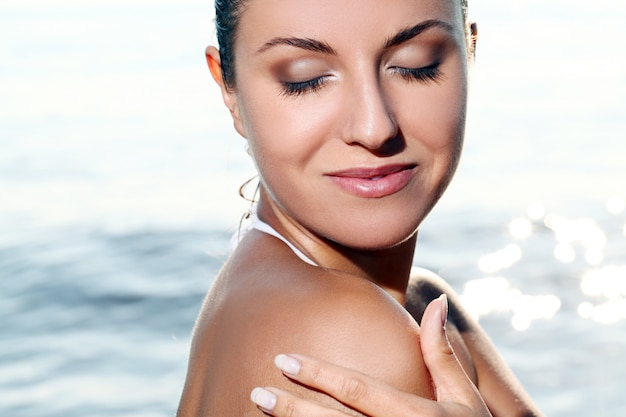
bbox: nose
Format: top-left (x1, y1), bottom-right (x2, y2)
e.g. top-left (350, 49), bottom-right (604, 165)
top-left (341, 72), bottom-right (399, 152)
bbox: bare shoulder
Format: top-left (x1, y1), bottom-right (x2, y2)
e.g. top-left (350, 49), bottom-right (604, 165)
top-left (407, 267), bottom-right (544, 417)
top-left (178, 232), bottom-right (433, 417)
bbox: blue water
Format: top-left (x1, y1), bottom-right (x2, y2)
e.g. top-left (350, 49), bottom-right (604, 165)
top-left (1, 1), bottom-right (626, 416)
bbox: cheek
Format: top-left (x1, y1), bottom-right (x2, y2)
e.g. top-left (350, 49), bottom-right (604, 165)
top-left (395, 74), bottom-right (466, 165)
top-left (240, 87), bottom-right (338, 169)
top-left (236, 83), bottom-right (342, 209)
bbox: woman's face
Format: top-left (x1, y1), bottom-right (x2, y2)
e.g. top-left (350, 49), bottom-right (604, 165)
top-left (225, 0), bottom-right (469, 250)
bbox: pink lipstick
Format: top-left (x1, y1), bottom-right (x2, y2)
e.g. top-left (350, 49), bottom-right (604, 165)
top-left (326, 164), bottom-right (416, 198)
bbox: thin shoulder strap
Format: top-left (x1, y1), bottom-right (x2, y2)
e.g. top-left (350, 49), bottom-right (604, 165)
top-left (251, 219), bottom-right (317, 266)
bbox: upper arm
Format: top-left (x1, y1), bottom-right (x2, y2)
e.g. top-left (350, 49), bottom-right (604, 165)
top-left (179, 268), bottom-right (434, 416)
top-left (245, 273), bottom-right (435, 414)
top-left (292, 277), bottom-right (435, 399)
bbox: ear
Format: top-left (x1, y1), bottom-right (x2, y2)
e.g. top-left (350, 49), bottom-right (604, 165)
top-left (468, 22), bottom-right (478, 60)
top-left (205, 45), bottom-right (247, 138)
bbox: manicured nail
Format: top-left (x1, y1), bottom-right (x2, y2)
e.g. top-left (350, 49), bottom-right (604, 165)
top-left (274, 354), bottom-right (301, 376)
top-left (250, 387), bottom-right (277, 411)
top-left (439, 294), bottom-right (448, 328)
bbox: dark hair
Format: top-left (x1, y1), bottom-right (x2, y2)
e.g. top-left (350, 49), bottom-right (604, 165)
top-left (215, 0), bottom-right (469, 89)
top-left (214, 0), bottom-right (247, 89)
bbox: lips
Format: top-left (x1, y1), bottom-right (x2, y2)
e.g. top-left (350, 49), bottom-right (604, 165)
top-left (326, 164), bottom-right (417, 198)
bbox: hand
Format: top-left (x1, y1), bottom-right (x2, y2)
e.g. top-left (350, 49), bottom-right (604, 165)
top-left (250, 295), bottom-right (492, 416)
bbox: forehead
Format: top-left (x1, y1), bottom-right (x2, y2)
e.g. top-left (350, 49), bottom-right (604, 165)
top-left (236, 0), bottom-right (465, 52)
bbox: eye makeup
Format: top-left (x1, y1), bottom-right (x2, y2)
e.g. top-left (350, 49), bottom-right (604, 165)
top-left (280, 76), bottom-right (327, 96)
top-left (391, 62), bottom-right (443, 84)
top-left (273, 58), bottom-right (334, 97)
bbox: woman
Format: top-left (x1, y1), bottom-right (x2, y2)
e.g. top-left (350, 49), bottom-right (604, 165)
top-left (177, 0), bottom-right (543, 416)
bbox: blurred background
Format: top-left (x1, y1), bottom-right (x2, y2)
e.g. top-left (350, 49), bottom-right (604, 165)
top-left (1, 0), bottom-right (625, 415)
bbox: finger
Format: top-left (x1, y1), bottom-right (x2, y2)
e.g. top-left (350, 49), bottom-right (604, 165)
top-left (272, 353), bottom-right (436, 417)
top-left (420, 294), bottom-right (488, 411)
top-left (250, 386), bottom-right (349, 417)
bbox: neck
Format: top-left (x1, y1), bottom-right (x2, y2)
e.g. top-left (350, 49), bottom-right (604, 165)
top-left (331, 235), bottom-right (417, 304)
top-left (256, 190), bottom-right (417, 305)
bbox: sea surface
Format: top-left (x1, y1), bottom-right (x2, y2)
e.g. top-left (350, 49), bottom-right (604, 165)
top-left (1, 0), bottom-right (625, 416)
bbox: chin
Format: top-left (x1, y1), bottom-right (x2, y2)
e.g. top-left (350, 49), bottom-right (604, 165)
top-left (325, 217), bottom-right (421, 251)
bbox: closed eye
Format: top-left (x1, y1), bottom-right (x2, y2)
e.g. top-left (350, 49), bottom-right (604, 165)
top-left (391, 62), bottom-right (442, 83)
top-left (280, 76), bottom-right (326, 96)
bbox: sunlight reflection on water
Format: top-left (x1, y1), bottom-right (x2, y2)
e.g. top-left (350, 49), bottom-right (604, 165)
top-left (477, 244), bottom-right (522, 274)
top-left (1, 1), bottom-right (625, 415)
top-left (607, 196), bottom-right (625, 215)
top-left (579, 265), bottom-right (626, 324)
top-left (460, 198), bottom-right (626, 331)
top-left (460, 276), bottom-right (562, 331)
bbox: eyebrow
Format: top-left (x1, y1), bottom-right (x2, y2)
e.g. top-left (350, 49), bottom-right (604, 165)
top-left (257, 37), bottom-right (337, 55)
top-left (256, 19), bottom-right (455, 55)
top-left (384, 19), bottom-right (455, 49)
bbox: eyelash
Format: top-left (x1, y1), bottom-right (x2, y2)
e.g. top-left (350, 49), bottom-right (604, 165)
top-left (280, 62), bottom-right (442, 97)
top-left (392, 62), bottom-right (442, 83)
top-left (281, 77), bottom-right (326, 96)
top-left (282, 77), bottom-right (324, 96)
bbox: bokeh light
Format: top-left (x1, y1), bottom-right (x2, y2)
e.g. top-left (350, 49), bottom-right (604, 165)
top-left (578, 265), bottom-right (626, 324)
top-left (460, 277), bottom-right (561, 331)
top-left (554, 243), bottom-right (576, 264)
top-left (607, 196), bottom-right (625, 215)
top-left (545, 215), bottom-right (607, 266)
top-left (581, 265), bottom-right (626, 299)
top-left (478, 244), bottom-right (522, 274)
top-left (509, 217), bottom-right (533, 240)
top-left (526, 202), bottom-right (546, 221)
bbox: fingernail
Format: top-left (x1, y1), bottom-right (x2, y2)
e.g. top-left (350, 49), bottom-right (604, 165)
top-left (439, 294), bottom-right (448, 328)
top-left (274, 354), bottom-right (301, 376)
top-left (250, 387), bottom-right (277, 411)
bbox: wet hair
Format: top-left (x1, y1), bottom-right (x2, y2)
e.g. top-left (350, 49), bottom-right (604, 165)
top-left (215, 0), bottom-right (469, 89)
